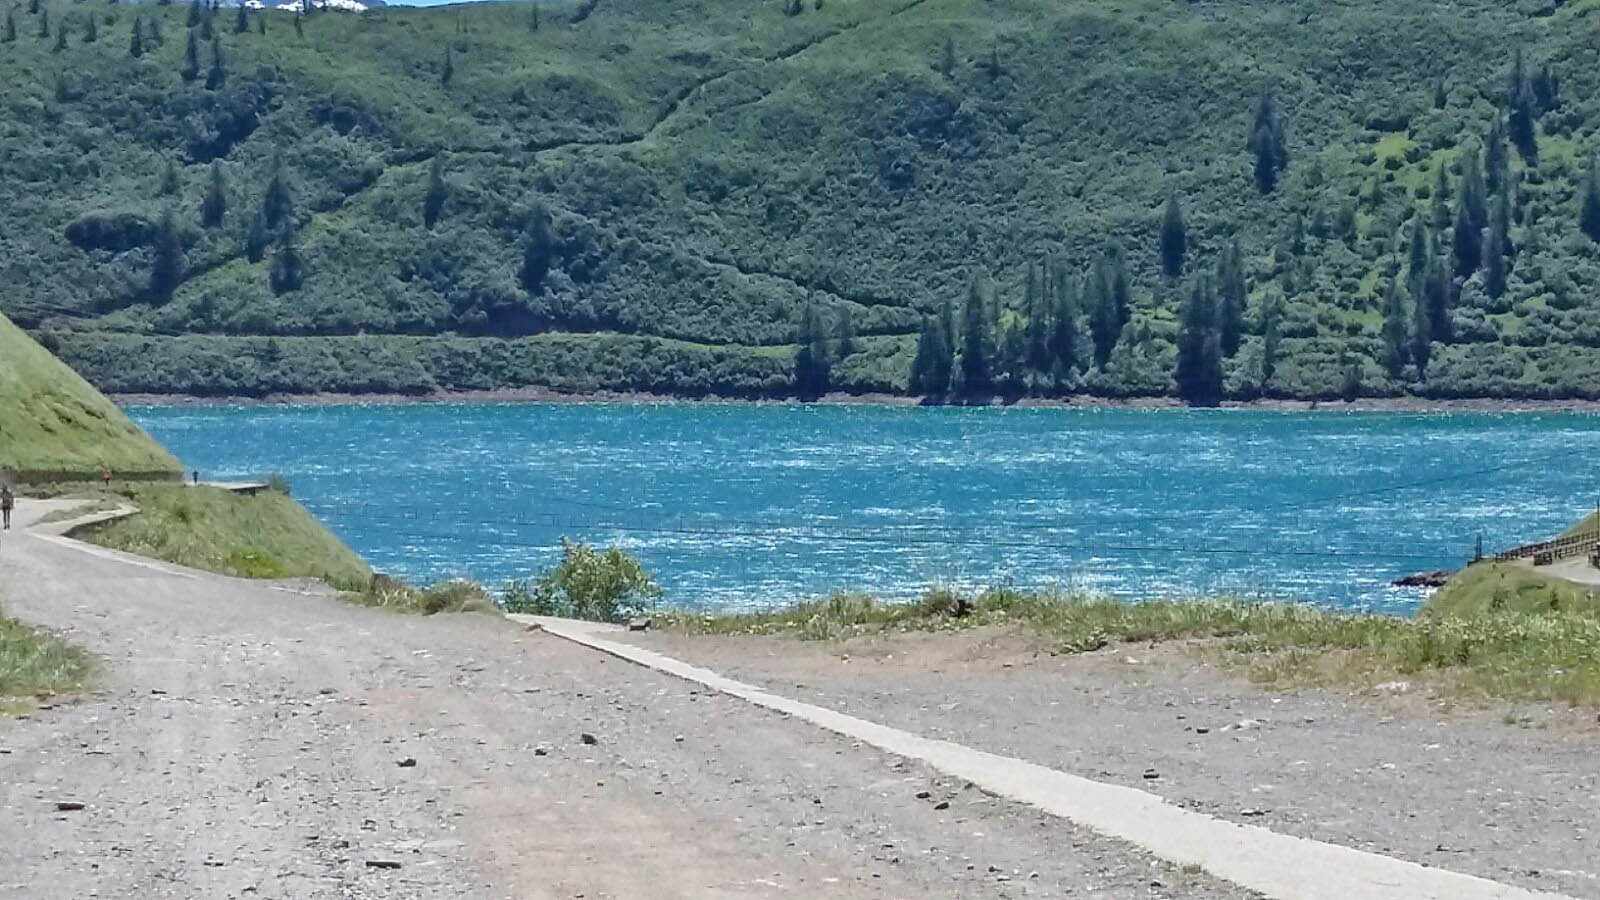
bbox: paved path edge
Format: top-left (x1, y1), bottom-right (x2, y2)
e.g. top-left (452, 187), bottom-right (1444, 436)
top-left (517, 614), bottom-right (1573, 900)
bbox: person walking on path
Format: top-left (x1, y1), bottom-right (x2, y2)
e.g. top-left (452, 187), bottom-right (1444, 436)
top-left (1, 485), bottom-right (14, 531)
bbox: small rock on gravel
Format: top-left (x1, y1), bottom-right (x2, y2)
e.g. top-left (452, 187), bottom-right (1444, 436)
top-left (365, 859), bottom-right (403, 870)
top-left (579, 733), bottom-right (598, 745)
top-left (397, 757), bottom-right (417, 768)
top-left (53, 801), bottom-right (85, 812)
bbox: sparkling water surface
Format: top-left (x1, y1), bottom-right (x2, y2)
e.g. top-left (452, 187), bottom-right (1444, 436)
top-left (127, 403), bottom-right (1600, 615)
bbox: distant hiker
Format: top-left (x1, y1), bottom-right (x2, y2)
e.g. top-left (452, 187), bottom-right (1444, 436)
top-left (192, 470), bottom-right (200, 485)
top-left (1, 485), bottom-right (13, 531)
top-left (101, 467), bottom-right (111, 486)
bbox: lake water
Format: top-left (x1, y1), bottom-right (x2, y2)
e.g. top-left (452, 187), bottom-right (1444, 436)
top-left (126, 403), bottom-right (1600, 615)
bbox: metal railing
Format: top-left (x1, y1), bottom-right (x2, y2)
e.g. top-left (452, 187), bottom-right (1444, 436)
top-left (1494, 529), bottom-right (1600, 563)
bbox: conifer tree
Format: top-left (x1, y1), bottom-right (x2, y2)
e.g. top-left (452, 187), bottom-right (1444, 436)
top-left (835, 306), bottom-right (857, 361)
top-left (159, 159), bottom-right (180, 196)
top-left (149, 206), bottom-right (183, 301)
top-left (83, 12), bottom-right (96, 41)
top-left (1431, 166), bottom-right (1451, 231)
top-left (1049, 269), bottom-right (1079, 379)
top-left (1507, 47), bottom-right (1526, 108)
top-left (257, 15), bottom-right (265, 34)
top-left (269, 232), bottom-right (304, 294)
top-left (2, 10), bottom-right (14, 42)
top-left (520, 203), bottom-right (555, 293)
top-left (148, 15), bottom-right (162, 45)
top-left (1581, 159), bottom-right (1600, 244)
top-left (1174, 275), bottom-right (1222, 406)
top-left (1509, 81), bottom-right (1539, 164)
top-left (1532, 63), bottom-right (1560, 114)
top-left (1024, 261), bottom-right (1050, 377)
top-left (1105, 249), bottom-right (1131, 331)
top-left (1426, 255), bottom-right (1452, 343)
top-left (423, 156), bottom-right (446, 228)
top-left (205, 36), bottom-right (225, 88)
top-left (245, 208), bottom-right (269, 263)
top-left (1260, 295), bottom-right (1281, 388)
top-left (1454, 148), bottom-right (1487, 276)
top-left (293, 12), bottom-right (302, 37)
top-left (262, 155), bottom-right (292, 229)
top-left (36, 7), bottom-right (47, 39)
top-left (959, 274), bottom-right (992, 395)
top-left (792, 303), bottom-right (830, 400)
top-left (1411, 279), bottom-right (1433, 381)
top-left (234, 2), bottom-right (248, 33)
top-left (1216, 242), bottom-right (1246, 358)
top-left (1432, 78), bottom-right (1447, 110)
top-left (1380, 278), bottom-right (1409, 379)
top-left (1483, 118), bottom-right (1508, 197)
top-left (27, 0), bottom-right (37, 15)
top-left (128, 16), bottom-right (142, 56)
top-left (1159, 193), bottom-right (1187, 279)
top-left (984, 46), bottom-right (1000, 80)
top-left (528, 2), bottom-right (539, 31)
top-left (1249, 92), bottom-right (1289, 194)
top-left (1484, 210), bottom-right (1507, 299)
top-left (199, 5), bottom-right (212, 39)
top-left (201, 160), bottom-right (226, 228)
top-left (440, 47), bottom-right (453, 86)
top-left (1336, 200), bottom-right (1358, 246)
top-left (939, 296), bottom-right (955, 366)
top-left (1087, 265), bottom-right (1119, 370)
top-left (52, 19), bottom-right (66, 51)
top-left (1406, 217), bottom-right (1429, 295)
top-left (187, 0), bottom-right (202, 28)
top-left (181, 29), bottom-right (199, 80)
top-left (909, 315), bottom-right (952, 396)
top-left (937, 35), bottom-right (955, 78)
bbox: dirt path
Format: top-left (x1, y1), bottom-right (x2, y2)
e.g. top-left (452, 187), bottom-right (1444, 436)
top-left (0, 502), bottom-right (1256, 899)
top-left (621, 627), bottom-right (1600, 900)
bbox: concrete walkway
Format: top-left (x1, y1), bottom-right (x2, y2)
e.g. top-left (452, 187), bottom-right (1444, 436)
top-left (520, 615), bottom-right (1575, 900)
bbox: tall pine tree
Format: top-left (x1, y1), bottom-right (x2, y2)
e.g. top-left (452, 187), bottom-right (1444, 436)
top-left (181, 29), bottom-right (199, 81)
top-left (201, 160), bottom-right (226, 227)
top-left (1411, 279), bottom-right (1433, 381)
top-left (205, 36), bottom-right (225, 89)
top-left (1426, 255), bottom-right (1452, 343)
top-left (1215, 241), bottom-right (1246, 358)
top-left (149, 206), bottom-right (182, 301)
top-left (128, 16), bottom-right (143, 57)
top-left (1174, 275), bottom-right (1222, 406)
top-left (1582, 158), bottom-right (1600, 244)
top-left (1380, 278), bottom-right (1410, 379)
top-left (1049, 266), bottom-right (1079, 380)
top-left (234, 2), bottom-right (248, 33)
top-left (519, 202), bottom-right (554, 293)
top-left (245, 208), bottom-right (269, 263)
top-left (262, 155), bottom-right (292, 229)
top-left (909, 316), bottom-right (952, 396)
top-left (423, 156), bottom-right (446, 228)
top-left (792, 303), bottom-right (831, 400)
top-left (959, 274), bottom-right (992, 395)
top-left (1159, 193), bottom-right (1187, 279)
top-left (1249, 93), bottom-right (1289, 194)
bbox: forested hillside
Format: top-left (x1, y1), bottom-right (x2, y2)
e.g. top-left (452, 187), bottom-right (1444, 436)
top-left (5, 0), bottom-right (1600, 401)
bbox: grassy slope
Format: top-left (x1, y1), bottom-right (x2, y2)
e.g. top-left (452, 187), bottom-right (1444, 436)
top-left (664, 584), bottom-right (1600, 705)
top-left (84, 485), bottom-right (372, 587)
top-left (0, 608), bottom-right (92, 711)
top-left (6, 1), bottom-right (1600, 398)
top-left (1421, 560), bottom-right (1600, 618)
top-left (0, 312), bottom-right (180, 477)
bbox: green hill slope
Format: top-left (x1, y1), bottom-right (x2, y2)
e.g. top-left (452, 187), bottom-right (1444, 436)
top-left (6, 0), bottom-right (1600, 400)
top-left (0, 312), bottom-right (180, 479)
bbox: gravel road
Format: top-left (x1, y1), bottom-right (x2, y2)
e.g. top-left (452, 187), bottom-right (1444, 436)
top-left (624, 626), bottom-right (1600, 900)
top-left (0, 503), bottom-right (1257, 899)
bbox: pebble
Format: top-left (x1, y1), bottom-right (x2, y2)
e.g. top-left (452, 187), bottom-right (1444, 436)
top-left (397, 757), bottom-right (417, 768)
top-left (580, 733), bottom-right (598, 745)
top-left (364, 859), bottom-right (402, 870)
top-left (1143, 769), bottom-right (1160, 780)
top-left (54, 801), bottom-right (85, 812)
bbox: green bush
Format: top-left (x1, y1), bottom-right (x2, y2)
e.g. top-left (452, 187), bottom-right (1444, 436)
top-left (503, 537), bottom-right (662, 623)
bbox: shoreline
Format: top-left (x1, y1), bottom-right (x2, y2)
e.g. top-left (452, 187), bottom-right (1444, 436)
top-left (110, 387), bottom-right (1600, 413)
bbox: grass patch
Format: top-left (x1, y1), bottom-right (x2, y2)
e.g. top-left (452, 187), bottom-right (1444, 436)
top-left (345, 578), bottom-right (501, 616)
top-left (660, 586), bottom-right (1600, 706)
top-left (0, 607), bottom-right (92, 712)
top-left (0, 312), bottom-right (180, 479)
top-left (81, 484), bottom-right (371, 588)
top-left (1420, 561), bottom-right (1600, 619)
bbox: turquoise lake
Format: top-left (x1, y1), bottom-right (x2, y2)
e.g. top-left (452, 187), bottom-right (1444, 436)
top-left (126, 404), bottom-right (1600, 615)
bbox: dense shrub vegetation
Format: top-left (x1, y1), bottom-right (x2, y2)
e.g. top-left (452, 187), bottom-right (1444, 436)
top-left (8, 0), bottom-right (1600, 401)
